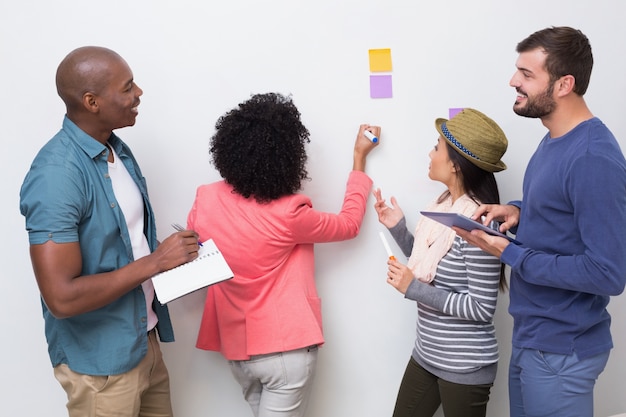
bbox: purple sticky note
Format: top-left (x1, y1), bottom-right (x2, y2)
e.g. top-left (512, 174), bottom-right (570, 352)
top-left (370, 75), bottom-right (393, 99)
top-left (449, 107), bottom-right (464, 119)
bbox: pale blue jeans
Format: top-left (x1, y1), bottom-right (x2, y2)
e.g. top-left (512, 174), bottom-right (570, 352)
top-left (509, 346), bottom-right (609, 417)
top-left (229, 345), bottom-right (318, 417)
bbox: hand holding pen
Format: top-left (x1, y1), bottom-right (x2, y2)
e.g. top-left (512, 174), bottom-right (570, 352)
top-left (151, 224), bottom-right (201, 272)
top-left (353, 124), bottom-right (380, 172)
top-left (172, 223), bottom-right (203, 247)
top-left (379, 231), bottom-right (413, 294)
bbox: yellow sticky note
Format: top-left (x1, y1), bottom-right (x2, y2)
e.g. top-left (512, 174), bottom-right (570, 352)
top-left (369, 48), bottom-right (392, 72)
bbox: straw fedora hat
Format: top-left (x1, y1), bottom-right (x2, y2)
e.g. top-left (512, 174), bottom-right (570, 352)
top-left (435, 108), bottom-right (508, 172)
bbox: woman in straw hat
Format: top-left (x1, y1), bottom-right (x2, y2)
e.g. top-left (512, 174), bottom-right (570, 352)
top-left (374, 108), bottom-right (508, 417)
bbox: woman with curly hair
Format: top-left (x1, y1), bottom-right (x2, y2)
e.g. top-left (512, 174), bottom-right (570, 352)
top-left (186, 92), bottom-right (379, 417)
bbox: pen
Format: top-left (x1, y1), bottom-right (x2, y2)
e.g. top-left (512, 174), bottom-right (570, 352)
top-left (171, 223), bottom-right (203, 247)
top-left (364, 130), bottom-right (378, 143)
top-left (379, 231), bottom-right (396, 261)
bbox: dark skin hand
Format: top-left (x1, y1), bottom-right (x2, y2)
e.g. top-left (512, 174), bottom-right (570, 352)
top-left (353, 124), bottom-right (381, 171)
top-left (31, 231), bottom-right (200, 319)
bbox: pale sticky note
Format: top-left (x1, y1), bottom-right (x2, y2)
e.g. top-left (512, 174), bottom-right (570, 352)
top-left (368, 48), bottom-right (392, 72)
top-left (370, 75), bottom-right (393, 98)
top-left (449, 107), bottom-right (464, 119)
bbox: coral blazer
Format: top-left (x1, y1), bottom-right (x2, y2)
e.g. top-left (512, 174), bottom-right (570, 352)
top-left (188, 171), bottom-right (372, 360)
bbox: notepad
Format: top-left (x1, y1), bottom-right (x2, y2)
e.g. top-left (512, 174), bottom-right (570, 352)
top-left (151, 239), bottom-right (233, 304)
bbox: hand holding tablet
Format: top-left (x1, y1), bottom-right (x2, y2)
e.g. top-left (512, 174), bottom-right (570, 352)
top-left (420, 211), bottom-right (521, 245)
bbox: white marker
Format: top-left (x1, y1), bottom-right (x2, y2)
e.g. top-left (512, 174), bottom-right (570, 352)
top-left (379, 231), bottom-right (396, 260)
top-left (364, 130), bottom-right (378, 143)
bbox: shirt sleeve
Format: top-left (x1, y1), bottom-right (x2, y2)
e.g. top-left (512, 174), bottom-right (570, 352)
top-left (20, 162), bottom-right (83, 244)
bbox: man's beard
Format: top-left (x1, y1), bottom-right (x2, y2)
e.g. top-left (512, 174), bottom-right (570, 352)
top-left (513, 82), bottom-right (556, 118)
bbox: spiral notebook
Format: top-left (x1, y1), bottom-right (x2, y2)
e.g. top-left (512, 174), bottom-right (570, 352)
top-left (151, 238), bottom-right (233, 304)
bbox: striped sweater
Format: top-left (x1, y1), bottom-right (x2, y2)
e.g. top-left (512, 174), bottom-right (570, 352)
top-left (389, 216), bottom-right (502, 385)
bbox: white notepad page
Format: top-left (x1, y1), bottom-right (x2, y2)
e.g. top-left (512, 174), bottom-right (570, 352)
top-left (151, 238), bottom-right (233, 304)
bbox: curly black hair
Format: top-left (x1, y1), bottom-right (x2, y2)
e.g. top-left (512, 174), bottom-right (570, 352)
top-left (210, 93), bottom-right (311, 203)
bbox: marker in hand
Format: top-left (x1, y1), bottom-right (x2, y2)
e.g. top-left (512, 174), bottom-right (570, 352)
top-left (364, 130), bottom-right (378, 143)
top-left (379, 231), bottom-right (396, 260)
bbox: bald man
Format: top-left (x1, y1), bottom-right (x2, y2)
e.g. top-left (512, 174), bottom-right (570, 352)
top-left (20, 46), bottom-right (199, 417)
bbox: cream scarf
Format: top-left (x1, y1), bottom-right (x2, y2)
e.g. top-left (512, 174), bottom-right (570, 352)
top-left (407, 193), bottom-right (479, 283)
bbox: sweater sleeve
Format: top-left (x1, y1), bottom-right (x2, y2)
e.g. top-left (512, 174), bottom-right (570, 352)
top-left (502, 153), bottom-right (626, 296)
top-left (387, 216), bottom-right (414, 258)
top-left (405, 238), bottom-right (501, 323)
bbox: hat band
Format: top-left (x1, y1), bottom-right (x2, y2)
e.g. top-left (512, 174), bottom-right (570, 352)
top-left (441, 122), bottom-right (480, 161)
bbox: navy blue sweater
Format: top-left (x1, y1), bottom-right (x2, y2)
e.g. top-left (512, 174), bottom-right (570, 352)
top-left (502, 118), bottom-right (626, 359)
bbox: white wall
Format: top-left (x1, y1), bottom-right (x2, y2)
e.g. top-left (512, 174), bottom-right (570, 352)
top-left (2, 1), bottom-right (626, 416)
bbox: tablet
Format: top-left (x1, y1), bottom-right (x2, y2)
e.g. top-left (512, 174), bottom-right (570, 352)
top-left (420, 211), bottom-right (521, 245)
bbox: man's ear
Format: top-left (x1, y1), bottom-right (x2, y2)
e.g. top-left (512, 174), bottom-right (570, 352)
top-left (556, 74), bottom-right (575, 97)
top-left (82, 92), bottom-right (99, 113)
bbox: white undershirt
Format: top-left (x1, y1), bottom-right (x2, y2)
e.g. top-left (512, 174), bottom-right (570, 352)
top-left (107, 145), bottom-right (158, 331)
